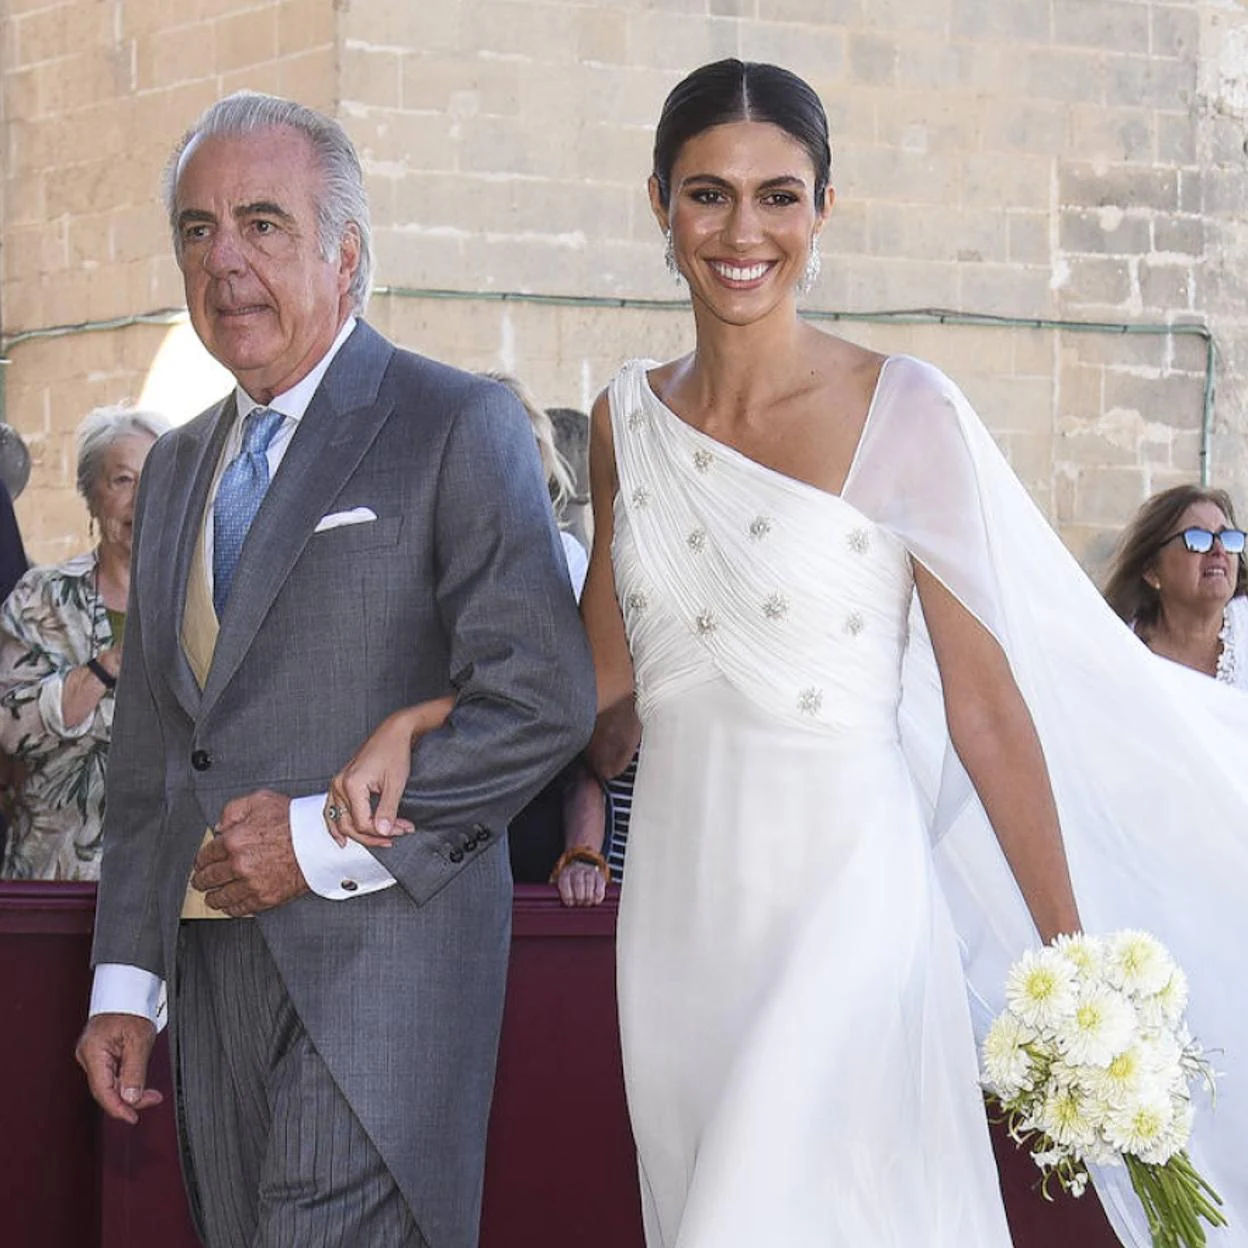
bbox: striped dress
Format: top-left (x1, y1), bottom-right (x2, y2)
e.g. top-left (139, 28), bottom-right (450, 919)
top-left (604, 752), bottom-right (636, 883)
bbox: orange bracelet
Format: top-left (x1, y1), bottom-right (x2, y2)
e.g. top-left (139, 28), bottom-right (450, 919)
top-left (549, 847), bottom-right (611, 887)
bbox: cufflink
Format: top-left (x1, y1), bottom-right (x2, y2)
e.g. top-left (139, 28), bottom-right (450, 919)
top-left (340, 879), bottom-right (358, 892)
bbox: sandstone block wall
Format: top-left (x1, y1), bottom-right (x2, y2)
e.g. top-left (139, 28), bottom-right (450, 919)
top-left (3, 0), bottom-right (1247, 581)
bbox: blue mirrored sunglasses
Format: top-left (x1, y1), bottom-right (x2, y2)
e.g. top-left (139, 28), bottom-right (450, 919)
top-left (1161, 526), bottom-right (1247, 555)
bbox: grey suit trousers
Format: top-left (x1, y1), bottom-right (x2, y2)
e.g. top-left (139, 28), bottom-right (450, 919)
top-left (175, 920), bottom-right (428, 1248)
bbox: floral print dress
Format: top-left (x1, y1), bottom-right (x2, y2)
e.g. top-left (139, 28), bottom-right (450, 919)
top-left (0, 552), bottom-right (115, 880)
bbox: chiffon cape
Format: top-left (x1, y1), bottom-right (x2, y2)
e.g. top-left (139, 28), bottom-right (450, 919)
top-left (848, 356), bottom-right (1248, 1245)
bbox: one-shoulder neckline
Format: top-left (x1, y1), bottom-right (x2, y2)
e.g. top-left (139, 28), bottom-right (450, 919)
top-left (637, 355), bottom-right (896, 504)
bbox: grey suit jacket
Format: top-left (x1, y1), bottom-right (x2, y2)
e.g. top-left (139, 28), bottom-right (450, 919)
top-left (92, 321), bottom-right (597, 1247)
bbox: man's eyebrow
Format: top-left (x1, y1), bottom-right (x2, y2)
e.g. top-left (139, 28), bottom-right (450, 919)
top-left (176, 208), bottom-right (216, 229)
top-left (236, 200), bottom-right (295, 222)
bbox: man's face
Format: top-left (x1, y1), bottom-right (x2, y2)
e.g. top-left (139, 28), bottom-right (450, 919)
top-left (173, 126), bottom-right (360, 403)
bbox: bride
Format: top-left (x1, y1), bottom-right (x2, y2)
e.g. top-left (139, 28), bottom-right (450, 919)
top-left (328, 59), bottom-right (1246, 1248)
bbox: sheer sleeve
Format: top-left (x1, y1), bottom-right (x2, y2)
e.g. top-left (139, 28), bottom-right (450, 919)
top-left (845, 356), bottom-right (1248, 1247)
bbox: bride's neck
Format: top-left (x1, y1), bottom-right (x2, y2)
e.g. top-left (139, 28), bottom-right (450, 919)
top-left (683, 305), bottom-right (810, 419)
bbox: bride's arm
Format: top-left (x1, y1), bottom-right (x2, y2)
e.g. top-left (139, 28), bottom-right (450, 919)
top-left (581, 391), bottom-right (642, 779)
top-left (326, 696), bottom-right (455, 848)
top-left (914, 563), bottom-right (1081, 944)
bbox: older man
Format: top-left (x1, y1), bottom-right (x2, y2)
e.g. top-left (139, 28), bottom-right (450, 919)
top-left (75, 93), bottom-right (596, 1248)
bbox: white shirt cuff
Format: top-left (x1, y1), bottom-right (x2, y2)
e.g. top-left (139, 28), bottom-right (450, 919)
top-left (289, 793), bottom-right (397, 899)
top-left (90, 964), bottom-right (166, 1031)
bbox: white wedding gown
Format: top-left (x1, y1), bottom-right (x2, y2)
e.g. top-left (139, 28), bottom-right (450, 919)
top-left (609, 356), bottom-right (1248, 1247)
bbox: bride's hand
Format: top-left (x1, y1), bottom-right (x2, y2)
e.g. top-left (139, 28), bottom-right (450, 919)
top-left (325, 696), bottom-right (454, 849)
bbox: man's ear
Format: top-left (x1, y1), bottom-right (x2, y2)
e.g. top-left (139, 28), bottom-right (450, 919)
top-left (338, 223), bottom-right (362, 295)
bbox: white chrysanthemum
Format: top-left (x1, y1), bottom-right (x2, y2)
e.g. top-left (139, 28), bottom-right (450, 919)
top-left (1084, 1043), bottom-right (1156, 1108)
top-left (1154, 968), bottom-right (1189, 1025)
top-left (1006, 947), bottom-right (1078, 1031)
top-left (1137, 1029), bottom-right (1185, 1085)
top-left (983, 1012), bottom-right (1037, 1097)
top-left (1051, 932), bottom-right (1105, 982)
top-left (1056, 983), bottom-right (1137, 1068)
top-left (1169, 1096), bottom-right (1195, 1150)
top-left (1048, 1061), bottom-right (1118, 1137)
top-left (1105, 930), bottom-right (1175, 999)
top-left (1104, 1091), bottom-right (1183, 1165)
top-left (1038, 1082), bottom-right (1099, 1150)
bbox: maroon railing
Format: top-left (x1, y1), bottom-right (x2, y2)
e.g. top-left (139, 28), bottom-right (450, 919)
top-left (0, 882), bottom-right (1118, 1247)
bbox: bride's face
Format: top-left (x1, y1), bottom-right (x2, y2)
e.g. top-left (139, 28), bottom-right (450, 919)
top-left (650, 120), bottom-right (833, 327)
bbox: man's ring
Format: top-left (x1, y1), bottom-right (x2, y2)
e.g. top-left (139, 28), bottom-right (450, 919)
top-left (326, 803), bottom-right (345, 823)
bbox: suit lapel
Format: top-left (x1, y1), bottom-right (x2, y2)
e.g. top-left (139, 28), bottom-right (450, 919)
top-left (198, 323), bottom-right (396, 723)
top-left (163, 396), bottom-right (236, 722)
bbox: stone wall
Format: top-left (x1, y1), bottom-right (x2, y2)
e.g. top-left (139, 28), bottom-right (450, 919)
top-left (3, 0), bottom-right (1247, 578)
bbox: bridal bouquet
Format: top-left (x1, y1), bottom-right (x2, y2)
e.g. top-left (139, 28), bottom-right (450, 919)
top-left (981, 931), bottom-right (1225, 1247)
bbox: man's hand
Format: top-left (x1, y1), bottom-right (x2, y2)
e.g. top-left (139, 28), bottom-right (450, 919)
top-left (76, 1013), bottom-right (161, 1125)
top-left (191, 790), bottom-right (310, 917)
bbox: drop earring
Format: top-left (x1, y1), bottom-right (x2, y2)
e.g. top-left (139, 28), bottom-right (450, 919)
top-left (796, 240), bottom-right (822, 295)
top-left (664, 229), bottom-right (682, 283)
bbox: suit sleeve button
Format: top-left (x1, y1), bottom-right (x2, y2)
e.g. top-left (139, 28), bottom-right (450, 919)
top-left (448, 849), bottom-right (465, 864)
top-left (191, 749), bottom-right (212, 771)
top-left (473, 824), bottom-right (490, 841)
top-left (340, 879), bottom-right (358, 893)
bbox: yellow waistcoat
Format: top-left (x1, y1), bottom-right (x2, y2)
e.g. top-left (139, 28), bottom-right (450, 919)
top-left (179, 516), bottom-right (231, 919)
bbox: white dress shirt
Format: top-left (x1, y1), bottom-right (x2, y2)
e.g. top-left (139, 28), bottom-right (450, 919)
top-left (90, 317), bottom-right (397, 1025)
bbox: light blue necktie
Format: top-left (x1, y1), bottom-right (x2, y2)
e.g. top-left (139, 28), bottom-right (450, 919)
top-left (212, 406), bottom-right (286, 617)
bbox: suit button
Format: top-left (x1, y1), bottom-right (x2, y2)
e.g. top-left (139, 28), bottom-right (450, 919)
top-left (448, 849), bottom-right (465, 864)
top-left (191, 749), bottom-right (212, 771)
top-left (474, 824), bottom-right (491, 842)
top-left (340, 879), bottom-right (358, 893)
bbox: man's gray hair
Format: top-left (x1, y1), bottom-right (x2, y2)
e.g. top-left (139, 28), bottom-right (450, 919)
top-left (76, 404), bottom-right (170, 502)
top-left (163, 92), bottom-right (374, 313)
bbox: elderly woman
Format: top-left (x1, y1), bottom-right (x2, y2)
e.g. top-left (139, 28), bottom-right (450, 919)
top-left (1104, 483), bottom-right (1248, 686)
top-left (0, 404), bottom-right (168, 879)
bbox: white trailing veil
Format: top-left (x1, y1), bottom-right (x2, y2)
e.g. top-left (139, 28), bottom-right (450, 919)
top-left (844, 356), bottom-right (1248, 1246)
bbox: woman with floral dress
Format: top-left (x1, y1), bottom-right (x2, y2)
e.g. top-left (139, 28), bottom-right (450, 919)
top-left (0, 405), bottom-right (166, 879)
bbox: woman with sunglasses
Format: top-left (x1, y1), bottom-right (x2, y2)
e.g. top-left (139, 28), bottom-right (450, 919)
top-left (1105, 485), bottom-right (1248, 685)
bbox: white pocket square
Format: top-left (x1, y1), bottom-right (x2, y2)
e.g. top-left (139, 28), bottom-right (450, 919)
top-left (314, 507), bottom-right (378, 533)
